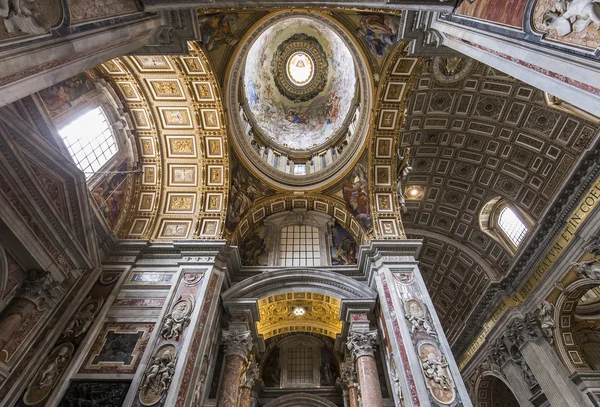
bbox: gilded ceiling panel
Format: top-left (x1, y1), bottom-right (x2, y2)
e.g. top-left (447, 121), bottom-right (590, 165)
top-left (99, 42), bottom-right (229, 240)
top-left (257, 292), bottom-right (343, 339)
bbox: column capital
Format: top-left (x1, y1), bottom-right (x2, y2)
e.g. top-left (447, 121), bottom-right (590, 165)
top-left (222, 330), bottom-right (253, 360)
top-left (347, 330), bottom-right (378, 358)
top-left (505, 313), bottom-right (543, 349)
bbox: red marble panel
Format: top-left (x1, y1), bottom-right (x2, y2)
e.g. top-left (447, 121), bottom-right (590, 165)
top-left (455, 0), bottom-right (528, 29)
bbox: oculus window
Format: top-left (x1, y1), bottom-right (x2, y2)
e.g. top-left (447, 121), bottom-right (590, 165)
top-left (497, 207), bottom-right (527, 246)
top-left (59, 107), bottom-right (118, 179)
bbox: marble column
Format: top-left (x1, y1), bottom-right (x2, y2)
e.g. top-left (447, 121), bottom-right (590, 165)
top-left (217, 330), bottom-right (253, 407)
top-left (347, 330), bottom-right (383, 407)
top-left (239, 361), bottom-right (259, 407)
top-left (339, 361), bottom-right (360, 407)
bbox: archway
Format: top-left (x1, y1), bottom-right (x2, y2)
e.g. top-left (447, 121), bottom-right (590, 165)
top-left (555, 277), bottom-right (600, 373)
top-left (263, 393), bottom-right (339, 407)
top-left (476, 374), bottom-right (520, 407)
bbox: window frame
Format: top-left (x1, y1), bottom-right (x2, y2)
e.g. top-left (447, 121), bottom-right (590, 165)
top-left (41, 80), bottom-right (138, 188)
top-left (263, 210), bottom-right (333, 266)
top-left (58, 105), bottom-right (119, 180)
top-left (480, 197), bottom-right (532, 256)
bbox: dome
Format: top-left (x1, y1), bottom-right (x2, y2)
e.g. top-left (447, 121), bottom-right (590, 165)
top-left (243, 17), bottom-right (357, 151)
top-left (227, 12), bottom-right (372, 190)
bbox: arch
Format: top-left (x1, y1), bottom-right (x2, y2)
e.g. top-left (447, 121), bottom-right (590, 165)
top-left (98, 43), bottom-right (229, 241)
top-left (222, 269), bottom-right (377, 302)
top-left (263, 393), bottom-right (338, 407)
top-left (230, 194), bottom-right (367, 247)
top-left (475, 373), bottom-right (521, 407)
top-left (555, 277), bottom-right (600, 373)
top-left (479, 197), bottom-right (533, 257)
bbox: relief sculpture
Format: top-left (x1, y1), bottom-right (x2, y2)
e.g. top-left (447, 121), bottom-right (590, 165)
top-left (23, 343), bottom-right (75, 405)
top-left (405, 299), bottom-right (437, 338)
top-left (139, 345), bottom-right (177, 406)
top-left (160, 296), bottom-right (193, 341)
top-left (534, 0), bottom-right (600, 49)
top-left (419, 342), bottom-right (456, 405)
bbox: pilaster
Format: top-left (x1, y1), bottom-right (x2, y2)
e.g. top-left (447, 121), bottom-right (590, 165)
top-left (362, 239), bottom-right (473, 407)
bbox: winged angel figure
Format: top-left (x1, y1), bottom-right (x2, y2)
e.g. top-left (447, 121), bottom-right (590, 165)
top-left (543, 0), bottom-right (600, 36)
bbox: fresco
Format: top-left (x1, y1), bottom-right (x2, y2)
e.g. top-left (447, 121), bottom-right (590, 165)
top-left (198, 13), bottom-right (240, 51)
top-left (357, 14), bottom-right (402, 59)
top-left (532, 0), bottom-right (600, 50)
top-left (455, 0), bottom-right (528, 29)
top-left (91, 164), bottom-right (127, 229)
top-left (240, 222), bottom-right (268, 266)
top-left (330, 224), bottom-right (358, 266)
top-left (38, 73), bottom-right (95, 118)
top-left (226, 159), bottom-right (273, 232)
top-left (342, 162), bottom-right (372, 230)
top-left (244, 17), bottom-right (356, 150)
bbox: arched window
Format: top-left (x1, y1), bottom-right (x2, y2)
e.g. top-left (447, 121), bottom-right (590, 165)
top-left (480, 198), bottom-right (532, 256)
top-left (497, 207), bottom-right (528, 246)
top-left (58, 106), bottom-right (118, 179)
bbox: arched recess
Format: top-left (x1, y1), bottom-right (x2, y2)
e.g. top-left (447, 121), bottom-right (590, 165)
top-left (475, 373), bottom-right (521, 407)
top-left (555, 277), bottom-right (600, 373)
top-left (222, 269), bottom-right (377, 345)
top-left (263, 393), bottom-right (338, 407)
top-left (479, 197), bottom-right (533, 257)
top-left (223, 269), bottom-right (376, 301)
top-left (230, 194), bottom-right (367, 246)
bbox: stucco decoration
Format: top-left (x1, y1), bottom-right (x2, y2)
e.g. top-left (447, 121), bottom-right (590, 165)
top-left (0, 0), bottom-right (60, 39)
top-left (243, 16), bottom-right (356, 151)
top-left (256, 292), bottom-right (343, 339)
top-left (533, 0), bottom-right (600, 50)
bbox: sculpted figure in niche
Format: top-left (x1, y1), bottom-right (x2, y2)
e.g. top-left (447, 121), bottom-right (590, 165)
top-left (543, 0), bottom-right (600, 37)
top-left (537, 300), bottom-right (556, 344)
top-left (573, 258), bottom-right (600, 279)
top-left (396, 146), bottom-right (413, 214)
